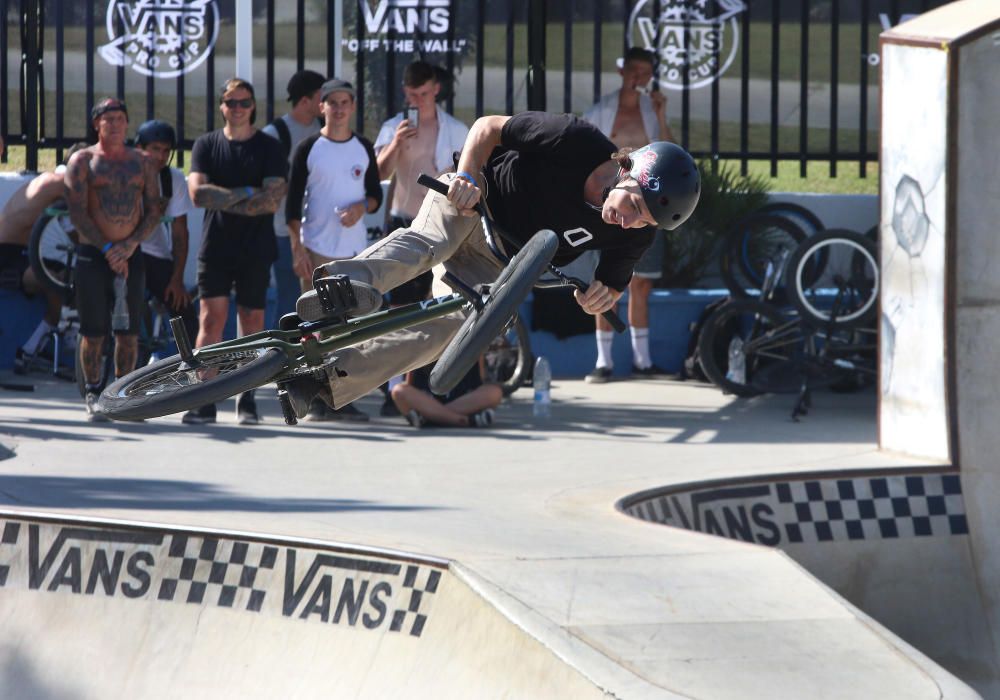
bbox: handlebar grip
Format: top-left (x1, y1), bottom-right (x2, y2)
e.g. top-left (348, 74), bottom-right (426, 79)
top-left (602, 308), bottom-right (627, 334)
top-left (417, 173), bottom-right (449, 196)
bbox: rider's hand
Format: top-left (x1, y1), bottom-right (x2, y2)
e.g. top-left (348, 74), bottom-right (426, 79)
top-left (574, 280), bottom-right (621, 315)
top-left (447, 175), bottom-right (481, 217)
top-left (163, 276), bottom-right (191, 311)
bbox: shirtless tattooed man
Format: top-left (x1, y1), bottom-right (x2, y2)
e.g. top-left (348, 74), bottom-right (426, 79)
top-left (65, 98), bottom-right (165, 421)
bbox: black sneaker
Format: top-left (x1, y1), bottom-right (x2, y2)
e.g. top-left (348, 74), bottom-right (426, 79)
top-left (182, 404), bottom-right (217, 425)
top-left (13, 348), bottom-right (29, 375)
top-left (236, 391), bottom-right (260, 425)
top-left (585, 367), bottom-right (613, 384)
top-left (282, 374), bottom-right (333, 419)
top-left (631, 364), bottom-right (675, 379)
top-left (469, 408), bottom-right (495, 428)
top-left (324, 403), bottom-right (369, 422)
top-left (296, 277), bottom-right (382, 322)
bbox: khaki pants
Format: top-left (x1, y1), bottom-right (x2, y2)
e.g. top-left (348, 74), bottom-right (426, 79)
top-left (321, 175), bottom-right (504, 407)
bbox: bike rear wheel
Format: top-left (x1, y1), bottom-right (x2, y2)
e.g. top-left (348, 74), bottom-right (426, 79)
top-left (697, 299), bottom-right (807, 397)
top-left (98, 347), bottom-right (288, 421)
top-left (28, 210), bottom-right (75, 296)
top-left (483, 314), bottom-right (533, 396)
top-left (430, 229), bottom-right (557, 395)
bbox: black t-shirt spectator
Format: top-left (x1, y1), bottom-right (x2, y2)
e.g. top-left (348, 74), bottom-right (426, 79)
top-left (191, 129), bottom-right (287, 263)
top-left (483, 111), bottom-right (655, 291)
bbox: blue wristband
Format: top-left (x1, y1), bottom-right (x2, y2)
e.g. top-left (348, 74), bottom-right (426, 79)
top-left (245, 186), bottom-right (254, 197)
top-left (456, 171), bottom-right (478, 188)
top-left (101, 242), bottom-right (113, 253)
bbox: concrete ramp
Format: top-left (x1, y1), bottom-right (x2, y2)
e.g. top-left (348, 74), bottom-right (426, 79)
top-left (0, 511), bottom-right (610, 699)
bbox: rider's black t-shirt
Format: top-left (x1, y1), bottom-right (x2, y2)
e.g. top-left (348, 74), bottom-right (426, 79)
top-left (190, 129), bottom-right (288, 264)
top-left (483, 111), bottom-right (655, 291)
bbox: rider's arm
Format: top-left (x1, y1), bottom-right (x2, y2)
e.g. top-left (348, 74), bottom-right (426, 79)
top-left (64, 151), bottom-right (109, 248)
top-left (447, 115), bottom-right (511, 214)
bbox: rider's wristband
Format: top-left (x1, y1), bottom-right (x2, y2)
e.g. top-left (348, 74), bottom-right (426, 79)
top-left (456, 171), bottom-right (478, 188)
top-left (101, 241), bottom-right (113, 253)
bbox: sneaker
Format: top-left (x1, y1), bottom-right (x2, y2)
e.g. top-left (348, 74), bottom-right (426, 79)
top-left (13, 348), bottom-right (29, 375)
top-left (84, 392), bottom-right (109, 423)
top-left (631, 364), bottom-right (675, 379)
top-left (585, 367), bottom-right (613, 384)
top-left (405, 409), bottom-right (426, 429)
top-left (470, 408), bottom-right (495, 428)
top-left (236, 391), bottom-right (260, 425)
top-left (296, 277), bottom-right (382, 322)
top-left (182, 404), bottom-right (217, 425)
top-left (282, 374), bottom-right (332, 419)
top-left (323, 403), bottom-right (369, 422)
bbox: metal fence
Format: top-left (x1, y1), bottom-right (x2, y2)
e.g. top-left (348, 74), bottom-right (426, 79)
top-left (4, 0), bottom-right (953, 175)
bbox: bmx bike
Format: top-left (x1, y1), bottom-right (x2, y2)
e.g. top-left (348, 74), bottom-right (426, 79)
top-left (98, 174), bottom-right (625, 423)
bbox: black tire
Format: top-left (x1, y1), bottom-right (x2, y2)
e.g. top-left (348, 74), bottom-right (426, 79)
top-left (27, 210), bottom-right (75, 296)
top-left (719, 213), bottom-right (808, 302)
top-left (98, 347), bottom-right (287, 421)
top-left (430, 230), bottom-right (558, 395)
top-left (697, 299), bottom-right (808, 397)
top-left (482, 314), bottom-right (533, 396)
top-left (75, 335), bottom-right (115, 398)
top-left (756, 202), bottom-right (824, 237)
top-left (786, 229), bottom-right (879, 329)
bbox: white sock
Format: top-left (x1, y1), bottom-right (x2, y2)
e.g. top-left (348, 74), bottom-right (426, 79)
top-left (631, 327), bottom-right (652, 369)
top-left (21, 320), bottom-right (55, 354)
top-left (595, 330), bottom-right (615, 369)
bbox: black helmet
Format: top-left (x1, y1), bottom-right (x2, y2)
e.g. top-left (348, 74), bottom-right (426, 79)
top-left (136, 119), bottom-right (176, 148)
top-left (624, 142), bottom-right (700, 230)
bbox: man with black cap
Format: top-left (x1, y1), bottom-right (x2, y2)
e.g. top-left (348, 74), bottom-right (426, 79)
top-left (65, 97), bottom-right (165, 421)
top-left (262, 69), bottom-right (325, 326)
top-left (284, 78), bottom-right (382, 422)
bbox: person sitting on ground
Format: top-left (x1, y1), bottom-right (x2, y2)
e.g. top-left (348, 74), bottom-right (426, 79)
top-left (0, 142), bottom-right (88, 371)
top-left (282, 110), bottom-right (700, 418)
top-left (583, 46), bottom-right (677, 383)
top-left (392, 356), bottom-right (501, 429)
top-left (133, 119), bottom-right (199, 345)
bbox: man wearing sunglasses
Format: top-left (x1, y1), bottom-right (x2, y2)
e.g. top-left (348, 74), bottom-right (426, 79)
top-left (186, 78), bottom-right (288, 425)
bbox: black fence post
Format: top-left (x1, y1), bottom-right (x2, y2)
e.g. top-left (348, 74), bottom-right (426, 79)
top-left (23, 0), bottom-right (39, 171)
top-left (526, 0), bottom-right (546, 111)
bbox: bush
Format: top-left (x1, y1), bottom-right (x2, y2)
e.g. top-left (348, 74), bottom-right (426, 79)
top-left (660, 159), bottom-right (771, 287)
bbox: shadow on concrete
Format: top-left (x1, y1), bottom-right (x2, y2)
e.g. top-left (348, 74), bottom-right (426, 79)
top-left (0, 475), bottom-right (447, 514)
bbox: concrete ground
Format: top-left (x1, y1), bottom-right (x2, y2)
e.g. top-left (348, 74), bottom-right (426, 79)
top-left (0, 371), bottom-right (976, 698)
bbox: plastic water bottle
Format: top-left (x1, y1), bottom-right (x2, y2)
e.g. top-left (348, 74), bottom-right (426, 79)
top-left (726, 337), bottom-right (746, 385)
top-left (111, 274), bottom-right (129, 332)
top-left (533, 356), bottom-right (552, 419)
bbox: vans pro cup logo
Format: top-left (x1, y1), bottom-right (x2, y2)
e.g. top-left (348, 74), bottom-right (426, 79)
top-left (627, 0), bottom-right (746, 91)
top-left (99, 0), bottom-right (220, 78)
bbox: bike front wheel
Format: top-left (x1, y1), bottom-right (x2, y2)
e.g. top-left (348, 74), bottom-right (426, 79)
top-left (430, 229), bottom-right (557, 395)
top-left (98, 347), bottom-right (288, 421)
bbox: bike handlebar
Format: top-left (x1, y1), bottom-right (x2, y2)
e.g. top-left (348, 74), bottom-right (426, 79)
top-left (417, 173), bottom-right (626, 333)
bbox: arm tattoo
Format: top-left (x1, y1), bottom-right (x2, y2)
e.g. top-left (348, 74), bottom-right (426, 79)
top-left (225, 177), bottom-right (287, 216)
top-left (192, 182), bottom-right (250, 210)
top-left (126, 156), bottom-right (167, 245)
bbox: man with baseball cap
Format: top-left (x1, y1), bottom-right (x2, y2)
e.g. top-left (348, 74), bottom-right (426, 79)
top-left (262, 69), bottom-right (326, 328)
top-left (65, 97), bottom-right (165, 420)
top-left (284, 78), bottom-right (381, 422)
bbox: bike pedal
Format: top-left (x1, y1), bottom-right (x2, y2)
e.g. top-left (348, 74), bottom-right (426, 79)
top-left (314, 275), bottom-right (357, 317)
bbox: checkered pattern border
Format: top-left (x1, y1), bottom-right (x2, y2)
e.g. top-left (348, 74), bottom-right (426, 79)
top-left (390, 564), bottom-right (441, 637)
top-left (627, 473), bottom-right (968, 545)
top-left (157, 534), bottom-right (278, 611)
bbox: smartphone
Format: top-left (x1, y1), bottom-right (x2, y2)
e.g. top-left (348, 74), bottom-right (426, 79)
top-left (406, 106), bottom-right (419, 129)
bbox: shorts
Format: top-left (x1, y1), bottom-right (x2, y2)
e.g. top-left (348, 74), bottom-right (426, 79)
top-left (632, 229), bottom-right (665, 280)
top-left (0, 243), bottom-right (28, 292)
top-left (197, 255), bottom-right (272, 310)
top-left (74, 244), bottom-right (146, 337)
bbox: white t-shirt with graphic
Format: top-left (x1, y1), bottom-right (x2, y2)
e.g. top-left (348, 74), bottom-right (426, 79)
top-left (140, 167), bottom-right (192, 261)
